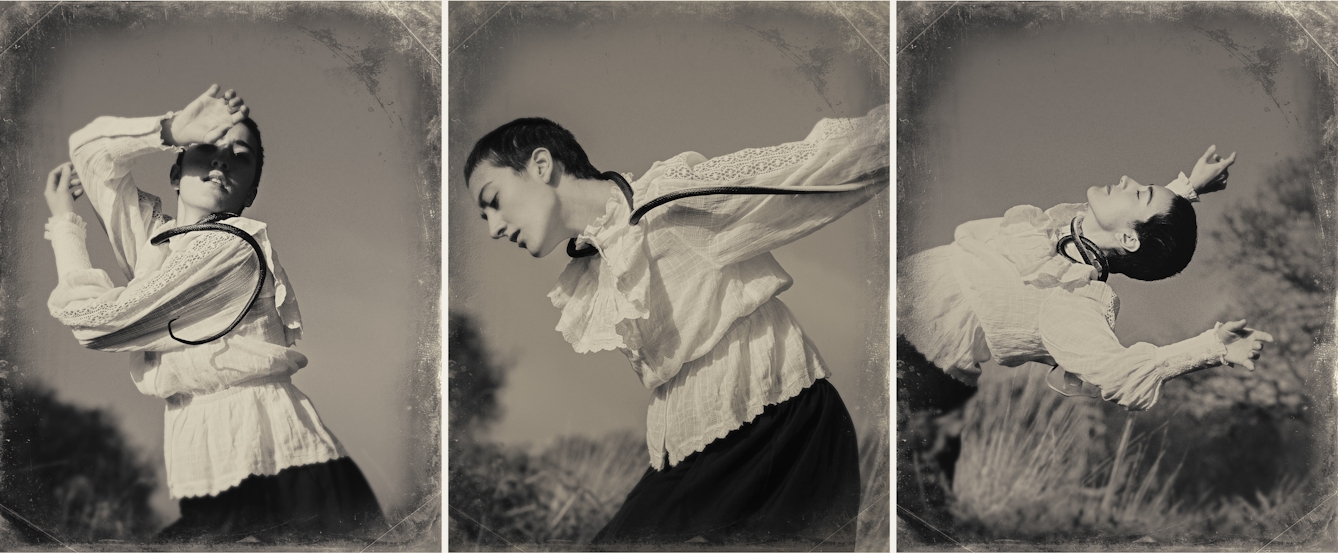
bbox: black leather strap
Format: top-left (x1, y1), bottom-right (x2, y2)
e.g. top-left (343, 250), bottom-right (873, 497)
top-left (1055, 216), bottom-right (1109, 282)
top-left (149, 212), bottom-right (268, 345)
top-left (566, 171), bottom-right (861, 258)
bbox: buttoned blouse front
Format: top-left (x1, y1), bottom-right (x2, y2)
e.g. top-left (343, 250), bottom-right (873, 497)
top-left (548, 105), bottom-right (889, 469)
top-left (45, 115), bottom-right (345, 498)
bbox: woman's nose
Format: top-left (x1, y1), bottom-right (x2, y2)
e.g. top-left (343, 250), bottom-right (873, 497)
top-left (487, 217), bottom-right (506, 239)
top-left (211, 159), bottom-right (228, 171)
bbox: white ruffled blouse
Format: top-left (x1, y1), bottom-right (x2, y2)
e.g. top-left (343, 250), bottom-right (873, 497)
top-left (549, 105), bottom-right (889, 470)
top-left (45, 115), bottom-right (346, 498)
top-left (897, 195), bottom-right (1227, 411)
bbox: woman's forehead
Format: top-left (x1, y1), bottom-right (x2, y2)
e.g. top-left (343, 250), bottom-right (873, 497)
top-left (222, 123), bottom-right (257, 147)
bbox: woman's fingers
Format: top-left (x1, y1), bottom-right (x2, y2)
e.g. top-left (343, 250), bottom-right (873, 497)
top-left (1200, 144), bottom-right (1217, 162)
top-left (46, 165), bottom-right (63, 192)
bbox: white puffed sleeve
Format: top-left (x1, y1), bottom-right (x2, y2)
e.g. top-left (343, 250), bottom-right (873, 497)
top-left (1039, 287), bottom-right (1226, 410)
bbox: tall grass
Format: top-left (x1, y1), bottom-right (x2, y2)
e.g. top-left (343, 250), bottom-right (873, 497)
top-left (448, 430), bottom-right (646, 548)
top-left (949, 366), bottom-right (1335, 545)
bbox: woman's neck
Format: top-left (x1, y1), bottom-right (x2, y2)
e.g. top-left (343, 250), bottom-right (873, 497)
top-left (177, 201), bottom-right (241, 226)
top-left (1078, 207), bottom-right (1121, 254)
top-left (556, 175), bottom-right (620, 239)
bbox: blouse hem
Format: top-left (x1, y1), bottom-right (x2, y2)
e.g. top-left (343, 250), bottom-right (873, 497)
top-left (168, 451), bottom-right (347, 499)
top-left (652, 373), bottom-right (823, 470)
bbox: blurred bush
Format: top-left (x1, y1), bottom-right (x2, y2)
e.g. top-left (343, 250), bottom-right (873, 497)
top-left (1156, 155), bottom-right (1335, 508)
top-left (448, 311), bottom-right (646, 548)
top-left (0, 376), bottom-right (157, 542)
top-left (1175, 156), bottom-right (1334, 420)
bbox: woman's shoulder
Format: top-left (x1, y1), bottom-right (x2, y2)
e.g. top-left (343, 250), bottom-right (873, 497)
top-left (221, 216), bottom-right (269, 237)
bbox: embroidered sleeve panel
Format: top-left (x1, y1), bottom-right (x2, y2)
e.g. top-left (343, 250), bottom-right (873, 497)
top-left (660, 141), bottom-right (821, 182)
top-left (50, 231), bottom-right (238, 330)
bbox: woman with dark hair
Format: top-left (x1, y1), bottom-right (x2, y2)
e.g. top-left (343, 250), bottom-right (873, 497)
top-left (464, 105), bottom-right (889, 546)
top-left (896, 145), bottom-right (1274, 536)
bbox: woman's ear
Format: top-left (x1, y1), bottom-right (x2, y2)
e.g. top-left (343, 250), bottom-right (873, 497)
top-left (169, 164), bottom-right (182, 193)
top-left (1118, 229), bottom-right (1141, 253)
top-left (529, 148), bottom-right (554, 185)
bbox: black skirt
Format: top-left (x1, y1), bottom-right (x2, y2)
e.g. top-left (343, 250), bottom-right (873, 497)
top-left (593, 378), bottom-right (861, 547)
top-left (156, 456), bottom-right (386, 542)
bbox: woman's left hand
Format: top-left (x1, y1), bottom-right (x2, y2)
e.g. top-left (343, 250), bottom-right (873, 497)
top-left (43, 162), bottom-right (83, 216)
top-left (1188, 145), bottom-right (1236, 195)
top-left (1216, 319), bottom-right (1274, 371)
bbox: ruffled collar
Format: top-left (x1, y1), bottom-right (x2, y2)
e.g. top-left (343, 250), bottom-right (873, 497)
top-left (547, 178), bottom-right (652, 355)
top-left (992, 203), bottom-right (1100, 290)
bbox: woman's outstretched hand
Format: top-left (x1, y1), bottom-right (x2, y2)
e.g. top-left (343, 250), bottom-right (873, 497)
top-left (43, 162), bottom-right (83, 217)
top-left (164, 84), bottom-right (249, 147)
top-left (1216, 319), bottom-right (1274, 371)
top-left (1188, 144), bottom-right (1236, 196)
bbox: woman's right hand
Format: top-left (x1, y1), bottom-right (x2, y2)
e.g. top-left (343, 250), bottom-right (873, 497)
top-left (165, 84), bottom-right (249, 147)
top-left (43, 162), bottom-right (82, 217)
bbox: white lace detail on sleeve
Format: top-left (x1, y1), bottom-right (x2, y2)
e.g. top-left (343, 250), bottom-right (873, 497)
top-left (53, 233), bottom-right (232, 327)
top-left (138, 189), bottom-right (172, 226)
top-left (1105, 294), bottom-right (1120, 330)
top-left (661, 141), bottom-right (820, 182)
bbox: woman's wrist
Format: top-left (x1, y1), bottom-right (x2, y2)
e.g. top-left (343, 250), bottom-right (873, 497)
top-left (160, 111), bottom-right (180, 147)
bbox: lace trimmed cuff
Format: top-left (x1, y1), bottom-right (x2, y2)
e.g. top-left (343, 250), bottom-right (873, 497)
top-left (1165, 172), bottom-right (1198, 202)
top-left (1154, 326), bottom-right (1228, 378)
top-left (1114, 328), bottom-right (1224, 411)
top-left (45, 212), bottom-right (94, 277)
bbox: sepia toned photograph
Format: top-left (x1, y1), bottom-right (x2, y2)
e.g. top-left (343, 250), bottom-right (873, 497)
top-left (0, 2), bottom-right (441, 550)
top-left (448, 2), bottom-right (889, 551)
top-left (898, 2), bottom-right (1338, 550)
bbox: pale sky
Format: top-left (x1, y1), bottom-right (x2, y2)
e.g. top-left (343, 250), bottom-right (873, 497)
top-left (9, 11), bottom-right (432, 523)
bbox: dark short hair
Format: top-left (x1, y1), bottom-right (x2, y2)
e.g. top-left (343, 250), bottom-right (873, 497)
top-left (1108, 194), bottom-right (1197, 281)
top-left (464, 117), bottom-right (601, 184)
top-left (174, 118), bottom-right (264, 190)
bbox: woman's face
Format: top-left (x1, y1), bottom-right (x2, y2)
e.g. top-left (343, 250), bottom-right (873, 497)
top-left (175, 122), bottom-right (259, 216)
top-left (1086, 175), bottom-right (1174, 235)
top-left (466, 161), bottom-right (563, 258)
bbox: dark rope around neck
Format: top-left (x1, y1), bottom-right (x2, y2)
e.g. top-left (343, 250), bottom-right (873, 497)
top-left (149, 212), bottom-right (268, 345)
top-left (1055, 215), bottom-right (1109, 282)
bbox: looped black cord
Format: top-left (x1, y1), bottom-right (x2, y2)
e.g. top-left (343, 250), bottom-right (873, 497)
top-left (1055, 216), bottom-right (1109, 282)
top-left (149, 212), bottom-right (268, 345)
top-left (566, 171), bottom-right (865, 258)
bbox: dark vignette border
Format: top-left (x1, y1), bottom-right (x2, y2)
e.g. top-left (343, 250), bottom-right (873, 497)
top-left (0, 1), bottom-right (442, 549)
top-left (897, 0), bottom-right (1338, 546)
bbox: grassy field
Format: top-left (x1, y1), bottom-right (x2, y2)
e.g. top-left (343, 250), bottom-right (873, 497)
top-left (898, 367), bottom-right (1336, 551)
top-left (449, 422), bottom-right (892, 551)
